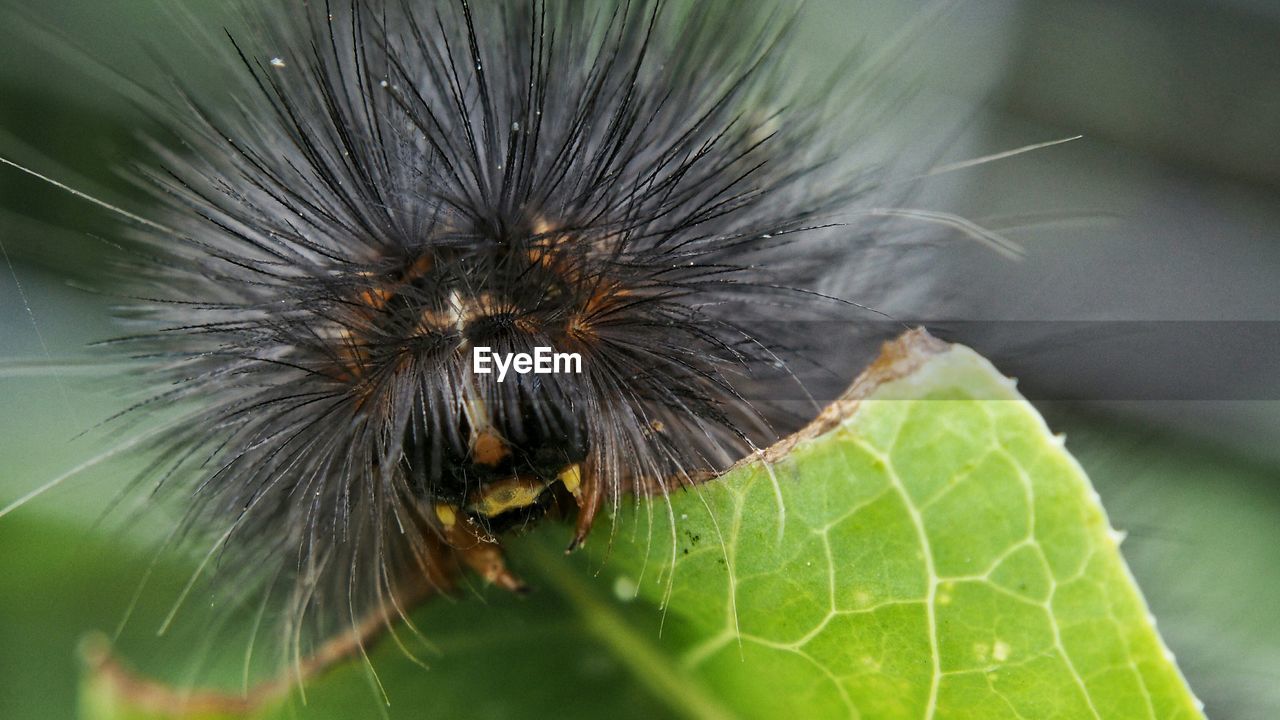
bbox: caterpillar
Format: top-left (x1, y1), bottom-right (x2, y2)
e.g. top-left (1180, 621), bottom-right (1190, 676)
top-left (0, 0), bottom-right (1021, 693)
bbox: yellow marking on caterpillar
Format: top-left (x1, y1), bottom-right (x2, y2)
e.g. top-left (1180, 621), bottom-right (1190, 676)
top-left (467, 476), bottom-right (548, 518)
top-left (434, 503), bottom-right (458, 527)
top-left (558, 464), bottom-right (582, 496)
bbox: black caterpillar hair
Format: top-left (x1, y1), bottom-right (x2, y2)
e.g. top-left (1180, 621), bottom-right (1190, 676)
top-left (11, 0), bottom-right (927, 672)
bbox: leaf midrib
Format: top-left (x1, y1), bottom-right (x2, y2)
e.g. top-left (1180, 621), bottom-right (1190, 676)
top-left (526, 540), bottom-right (737, 720)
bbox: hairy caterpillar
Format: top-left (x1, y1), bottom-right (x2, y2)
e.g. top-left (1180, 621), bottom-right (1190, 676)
top-left (0, 0), bottom-right (1028, 700)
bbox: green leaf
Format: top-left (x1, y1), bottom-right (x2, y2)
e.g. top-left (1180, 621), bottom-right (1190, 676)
top-left (574, 331), bottom-right (1204, 718)
top-left (78, 331), bottom-right (1203, 719)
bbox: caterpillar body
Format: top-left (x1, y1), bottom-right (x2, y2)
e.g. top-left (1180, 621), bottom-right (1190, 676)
top-left (1, 0), bottom-right (960, 683)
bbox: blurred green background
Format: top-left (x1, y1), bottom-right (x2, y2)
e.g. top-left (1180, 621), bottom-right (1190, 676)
top-left (0, 0), bottom-right (1277, 717)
